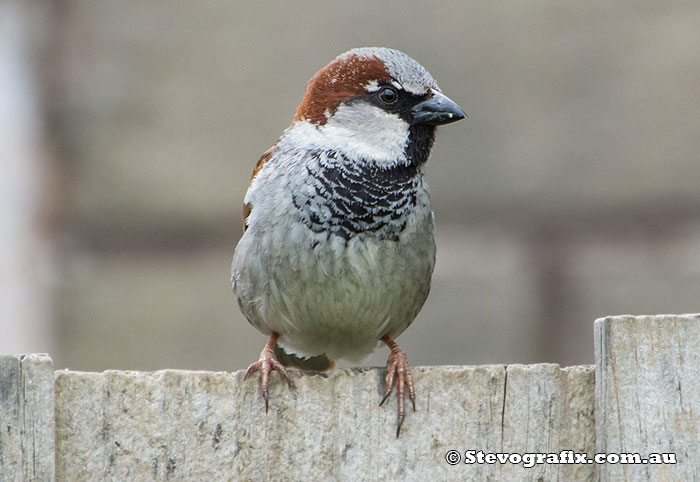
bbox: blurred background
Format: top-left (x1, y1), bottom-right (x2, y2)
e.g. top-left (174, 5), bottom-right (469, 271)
top-left (2, 1), bottom-right (700, 372)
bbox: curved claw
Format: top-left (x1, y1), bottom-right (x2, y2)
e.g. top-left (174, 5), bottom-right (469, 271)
top-left (244, 333), bottom-right (291, 412)
top-left (379, 335), bottom-right (416, 438)
top-left (379, 384), bottom-right (393, 407)
top-left (244, 362), bottom-right (259, 380)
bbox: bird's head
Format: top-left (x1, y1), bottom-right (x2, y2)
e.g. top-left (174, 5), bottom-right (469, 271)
top-left (288, 47), bottom-right (466, 168)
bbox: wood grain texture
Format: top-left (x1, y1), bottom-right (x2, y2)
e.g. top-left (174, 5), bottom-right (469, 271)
top-left (595, 314), bottom-right (700, 481)
top-left (10, 314), bottom-right (700, 481)
top-left (0, 354), bottom-right (55, 482)
top-left (54, 364), bottom-right (594, 481)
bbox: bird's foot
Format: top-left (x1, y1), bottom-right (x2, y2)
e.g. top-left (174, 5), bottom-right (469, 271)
top-left (379, 335), bottom-right (416, 437)
top-left (244, 333), bottom-right (291, 412)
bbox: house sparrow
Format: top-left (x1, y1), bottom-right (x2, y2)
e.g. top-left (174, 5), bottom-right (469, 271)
top-left (232, 47), bottom-right (465, 436)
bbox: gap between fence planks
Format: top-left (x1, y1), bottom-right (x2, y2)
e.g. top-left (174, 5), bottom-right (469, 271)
top-left (2, 314), bottom-right (699, 481)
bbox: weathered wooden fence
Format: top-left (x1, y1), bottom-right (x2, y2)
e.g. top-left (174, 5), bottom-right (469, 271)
top-left (1, 314), bottom-right (698, 481)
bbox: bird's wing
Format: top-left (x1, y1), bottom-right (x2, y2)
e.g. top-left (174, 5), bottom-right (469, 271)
top-left (242, 146), bottom-right (276, 232)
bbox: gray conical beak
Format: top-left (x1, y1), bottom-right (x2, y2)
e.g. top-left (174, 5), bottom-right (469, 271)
top-left (411, 91), bottom-right (467, 126)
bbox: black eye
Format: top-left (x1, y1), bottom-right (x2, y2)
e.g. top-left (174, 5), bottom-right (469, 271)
top-left (378, 86), bottom-right (398, 104)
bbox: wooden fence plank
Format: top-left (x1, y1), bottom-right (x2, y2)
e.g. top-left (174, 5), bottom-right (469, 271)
top-left (595, 314), bottom-right (700, 481)
top-left (54, 364), bottom-right (594, 481)
top-left (8, 314), bottom-right (700, 480)
top-left (0, 354), bottom-right (55, 482)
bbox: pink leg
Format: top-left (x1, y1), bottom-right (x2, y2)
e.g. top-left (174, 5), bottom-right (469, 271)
top-left (379, 335), bottom-right (416, 437)
top-left (244, 333), bottom-right (291, 412)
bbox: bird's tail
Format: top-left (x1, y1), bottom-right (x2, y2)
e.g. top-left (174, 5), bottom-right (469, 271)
top-left (274, 345), bottom-right (336, 371)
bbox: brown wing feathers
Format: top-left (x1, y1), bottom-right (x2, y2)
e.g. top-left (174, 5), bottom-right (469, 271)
top-left (242, 146), bottom-right (275, 232)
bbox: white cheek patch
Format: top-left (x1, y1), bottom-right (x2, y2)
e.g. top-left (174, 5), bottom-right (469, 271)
top-left (321, 102), bottom-right (410, 165)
